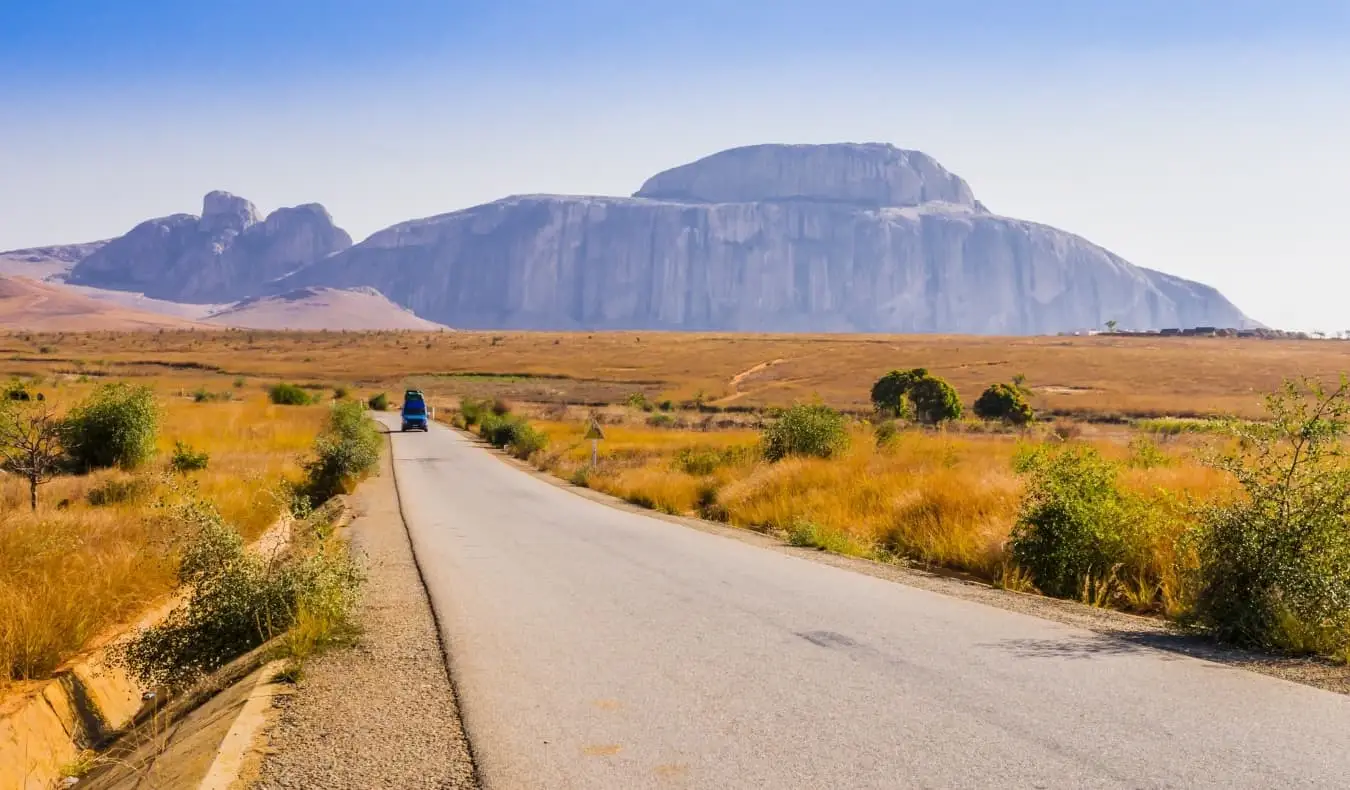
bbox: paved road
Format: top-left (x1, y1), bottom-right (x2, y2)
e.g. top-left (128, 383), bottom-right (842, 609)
top-left (383, 419), bottom-right (1350, 789)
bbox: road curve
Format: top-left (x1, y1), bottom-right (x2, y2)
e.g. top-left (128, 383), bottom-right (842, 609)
top-left (382, 418), bottom-right (1350, 789)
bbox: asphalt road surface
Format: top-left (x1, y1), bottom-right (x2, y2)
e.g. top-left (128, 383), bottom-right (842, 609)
top-left (383, 418), bottom-right (1350, 789)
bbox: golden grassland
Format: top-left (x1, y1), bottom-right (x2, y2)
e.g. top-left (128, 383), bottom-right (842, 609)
top-left (0, 385), bottom-right (327, 687)
top-left (526, 412), bottom-right (1232, 619)
top-left (5, 328), bottom-right (1350, 418)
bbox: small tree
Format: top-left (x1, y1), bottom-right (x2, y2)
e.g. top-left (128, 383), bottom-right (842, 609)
top-left (870, 368), bottom-right (961, 424)
top-left (1193, 378), bottom-right (1350, 656)
top-left (974, 383), bottom-right (1035, 425)
top-left (1105, 320), bottom-right (1119, 333)
top-left (0, 401), bottom-right (64, 510)
top-left (908, 376), bottom-right (962, 425)
top-left (870, 368), bottom-right (928, 416)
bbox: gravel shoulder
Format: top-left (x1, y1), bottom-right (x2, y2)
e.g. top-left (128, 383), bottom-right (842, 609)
top-left (253, 438), bottom-right (478, 789)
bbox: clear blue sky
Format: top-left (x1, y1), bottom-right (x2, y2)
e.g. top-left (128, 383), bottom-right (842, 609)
top-left (3, 1), bottom-right (1349, 329)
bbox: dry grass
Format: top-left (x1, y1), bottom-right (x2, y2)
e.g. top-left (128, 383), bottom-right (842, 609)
top-left (5, 329), bottom-right (1350, 418)
top-left (0, 385), bottom-right (326, 687)
top-left (529, 413), bottom-right (1232, 614)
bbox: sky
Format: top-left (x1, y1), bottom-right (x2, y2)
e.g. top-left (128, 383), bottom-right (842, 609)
top-left (2, 0), bottom-right (1349, 330)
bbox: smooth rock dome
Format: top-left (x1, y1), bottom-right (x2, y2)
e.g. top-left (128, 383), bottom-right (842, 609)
top-left (634, 143), bottom-right (977, 208)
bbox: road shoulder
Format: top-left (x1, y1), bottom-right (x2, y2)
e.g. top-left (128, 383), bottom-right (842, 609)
top-left (253, 439), bottom-right (478, 789)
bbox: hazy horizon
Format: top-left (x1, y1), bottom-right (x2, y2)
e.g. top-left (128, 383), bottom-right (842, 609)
top-left (3, 1), bottom-right (1348, 331)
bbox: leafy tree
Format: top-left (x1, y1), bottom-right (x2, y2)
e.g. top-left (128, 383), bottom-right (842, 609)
top-left (870, 368), bottom-right (961, 424)
top-left (974, 382), bottom-right (1035, 425)
top-left (0, 401), bottom-right (64, 510)
top-left (1105, 320), bottom-right (1119, 333)
top-left (870, 368), bottom-right (928, 416)
top-left (908, 376), bottom-right (963, 425)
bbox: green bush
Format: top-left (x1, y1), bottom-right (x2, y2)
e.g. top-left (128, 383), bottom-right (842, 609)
top-left (366, 392), bottom-right (390, 411)
top-left (490, 398), bottom-right (512, 416)
top-left (62, 383), bottom-right (159, 472)
top-left (478, 414), bottom-right (548, 459)
top-left (192, 388), bottom-right (231, 403)
top-left (672, 445), bottom-right (755, 475)
top-left (973, 383), bottom-right (1034, 425)
top-left (268, 383), bottom-right (314, 406)
top-left (874, 420), bottom-right (900, 447)
top-left (170, 441), bottom-right (210, 473)
top-left (116, 500), bottom-right (361, 690)
top-left (1009, 445), bottom-right (1139, 599)
top-left (1192, 379), bottom-right (1350, 658)
top-left (303, 401), bottom-right (382, 504)
top-left (333, 386), bottom-right (350, 400)
top-left (459, 398), bottom-right (488, 427)
top-left (646, 413), bottom-right (676, 428)
top-left (761, 404), bottom-right (850, 462)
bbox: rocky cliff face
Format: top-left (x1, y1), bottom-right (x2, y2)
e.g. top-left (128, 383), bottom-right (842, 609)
top-left (68, 191), bottom-right (352, 303)
top-left (278, 144), bottom-right (1251, 333)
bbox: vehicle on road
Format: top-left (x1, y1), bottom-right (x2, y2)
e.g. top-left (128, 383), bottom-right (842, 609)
top-left (401, 389), bottom-right (429, 431)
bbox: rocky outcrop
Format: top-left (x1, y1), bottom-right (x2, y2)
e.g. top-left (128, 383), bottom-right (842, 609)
top-left (277, 144), bottom-right (1252, 333)
top-left (68, 191), bottom-right (352, 303)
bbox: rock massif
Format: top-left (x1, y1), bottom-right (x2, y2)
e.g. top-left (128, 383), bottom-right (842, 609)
top-left (68, 191), bottom-right (352, 303)
top-left (277, 143), bottom-right (1251, 333)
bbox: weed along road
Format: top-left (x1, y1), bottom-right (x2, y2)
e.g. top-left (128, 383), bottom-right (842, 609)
top-left (380, 417), bottom-right (1350, 790)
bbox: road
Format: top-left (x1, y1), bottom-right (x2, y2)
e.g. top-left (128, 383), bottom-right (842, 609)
top-left (382, 418), bottom-right (1350, 789)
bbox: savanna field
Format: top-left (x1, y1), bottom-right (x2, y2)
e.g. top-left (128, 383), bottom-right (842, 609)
top-left (2, 328), bottom-right (1349, 684)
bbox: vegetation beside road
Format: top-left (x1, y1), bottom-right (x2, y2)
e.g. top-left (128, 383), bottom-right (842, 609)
top-left (1, 375), bottom-right (380, 690)
top-left (460, 375), bottom-right (1350, 663)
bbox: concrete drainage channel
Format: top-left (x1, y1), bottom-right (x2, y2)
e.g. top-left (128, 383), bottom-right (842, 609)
top-left (0, 520), bottom-right (297, 790)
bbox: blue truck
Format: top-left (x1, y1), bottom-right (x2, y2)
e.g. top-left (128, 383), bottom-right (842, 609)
top-left (400, 389), bottom-right (429, 432)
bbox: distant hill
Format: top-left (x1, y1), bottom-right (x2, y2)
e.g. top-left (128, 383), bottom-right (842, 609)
top-left (0, 275), bottom-right (206, 331)
top-left (203, 287), bottom-right (448, 330)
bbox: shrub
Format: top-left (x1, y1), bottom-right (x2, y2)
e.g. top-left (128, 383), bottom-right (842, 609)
top-left (170, 440), bottom-right (210, 473)
top-left (1191, 378), bottom-right (1350, 657)
top-left (490, 398), bottom-right (512, 416)
top-left (672, 445), bottom-right (754, 475)
top-left (86, 475), bottom-right (155, 507)
top-left (1009, 445), bottom-right (1138, 599)
top-left (973, 383), bottom-right (1035, 425)
top-left (62, 383), bottom-right (159, 472)
top-left (646, 413), bottom-right (676, 428)
top-left (268, 383), bottom-right (313, 406)
top-left (625, 392), bottom-right (652, 411)
top-left (302, 401), bottom-right (382, 504)
top-left (874, 420), bottom-right (900, 447)
top-left (366, 392), bottom-right (389, 412)
top-left (761, 404), bottom-right (850, 462)
top-left (333, 386), bottom-right (350, 400)
top-left (478, 414), bottom-right (547, 459)
top-left (658, 400), bottom-right (674, 412)
top-left (1126, 437), bottom-right (1171, 469)
top-left (116, 500), bottom-right (361, 690)
top-left (459, 398), bottom-right (488, 427)
top-left (192, 388), bottom-right (231, 403)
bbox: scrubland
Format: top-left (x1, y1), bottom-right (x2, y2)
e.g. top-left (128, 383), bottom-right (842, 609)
top-left (0, 386), bottom-right (328, 686)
